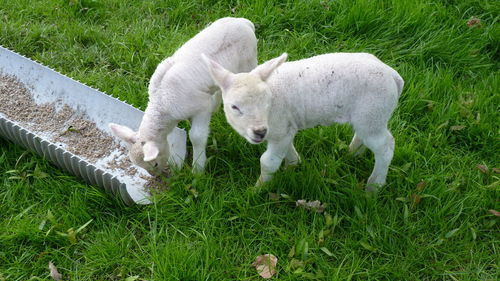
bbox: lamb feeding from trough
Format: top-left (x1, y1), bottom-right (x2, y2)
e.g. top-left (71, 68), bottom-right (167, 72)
top-left (0, 46), bottom-right (187, 205)
top-left (109, 17), bottom-right (258, 175)
top-left (203, 52), bottom-right (404, 191)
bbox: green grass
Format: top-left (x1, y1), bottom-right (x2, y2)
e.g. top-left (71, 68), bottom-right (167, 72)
top-left (1, 0), bottom-right (499, 280)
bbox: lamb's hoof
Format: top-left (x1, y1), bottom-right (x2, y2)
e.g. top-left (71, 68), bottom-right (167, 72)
top-left (255, 176), bottom-right (265, 187)
top-left (249, 183), bottom-right (263, 194)
top-left (284, 158), bottom-right (301, 168)
top-left (365, 182), bottom-right (383, 193)
top-left (191, 166), bottom-right (205, 175)
top-left (249, 176), bottom-right (269, 193)
top-left (285, 160), bottom-right (300, 166)
top-left (349, 146), bottom-right (367, 157)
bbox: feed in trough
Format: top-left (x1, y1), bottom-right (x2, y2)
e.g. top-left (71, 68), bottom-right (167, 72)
top-left (0, 74), bottom-right (166, 193)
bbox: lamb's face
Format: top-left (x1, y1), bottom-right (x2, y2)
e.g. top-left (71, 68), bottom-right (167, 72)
top-left (222, 74), bottom-right (271, 144)
top-left (203, 52), bottom-right (287, 144)
top-left (109, 123), bottom-right (169, 176)
top-left (128, 140), bottom-right (169, 176)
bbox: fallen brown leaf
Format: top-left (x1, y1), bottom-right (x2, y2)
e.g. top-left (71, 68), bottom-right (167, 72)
top-left (410, 193), bottom-right (422, 205)
top-left (268, 193), bottom-right (280, 201)
top-left (48, 261), bottom-right (62, 281)
top-left (252, 254), bottom-right (277, 279)
top-left (492, 168), bottom-right (500, 174)
top-left (296, 200), bottom-right (326, 213)
top-left (488, 209), bottom-right (500, 217)
top-left (476, 164), bottom-right (489, 174)
top-left (416, 181), bottom-right (426, 192)
top-left (467, 17), bottom-right (481, 27)
top-left (320, 0), bottom-right (331, 10)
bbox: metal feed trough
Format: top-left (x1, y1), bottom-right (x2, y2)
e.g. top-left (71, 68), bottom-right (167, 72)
top-left (0, 46), bottom-right (187, 205)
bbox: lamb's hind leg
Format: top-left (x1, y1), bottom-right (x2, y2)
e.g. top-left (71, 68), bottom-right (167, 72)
top-left (189, 111), bottom-right (211, 173)
top-left (284, 143), bottom-right (300, 167)
top-left (358, 129), bottom-right (394, 192)
top-left (349, 133), bottom-right (367, 156)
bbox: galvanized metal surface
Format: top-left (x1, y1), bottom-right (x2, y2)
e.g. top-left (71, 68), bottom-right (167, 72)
top-left (0, 45), bottom-right (187, 205)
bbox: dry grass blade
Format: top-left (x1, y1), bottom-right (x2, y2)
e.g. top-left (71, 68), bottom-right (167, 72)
top-left (475, 164), bottom-right (488, 174)
top-left (450, 125), bottom-right (466, 131)
top-left (488, 209), bottom-right (500, 217)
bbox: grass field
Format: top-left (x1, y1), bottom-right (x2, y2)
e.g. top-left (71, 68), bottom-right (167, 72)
top-left (1, 0), bottom-right (499, 280)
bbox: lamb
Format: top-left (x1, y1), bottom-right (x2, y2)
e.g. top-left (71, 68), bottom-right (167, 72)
top-left (203, 52), bottom-right (404, 191)
top-left (109, 17), bottom-right (257, 175)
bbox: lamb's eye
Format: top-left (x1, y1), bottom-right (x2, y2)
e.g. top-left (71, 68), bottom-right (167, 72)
top-left (154, 163), bottom-right (158, 168)
top-left (231, 105), bottom-right (243, 115)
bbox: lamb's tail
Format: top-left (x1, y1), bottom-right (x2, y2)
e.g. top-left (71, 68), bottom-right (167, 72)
top-left (148, 58), bottom-right (174, 94)
top-left (392, 71), bottom-right (404, 98)
top-left (241, 18), bottom-right (255, 32)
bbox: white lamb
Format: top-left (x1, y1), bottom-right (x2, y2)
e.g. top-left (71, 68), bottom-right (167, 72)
top-left (109, 17), bottom-right (257, 175)
top-left (203, 52), bottom-right (404, 191)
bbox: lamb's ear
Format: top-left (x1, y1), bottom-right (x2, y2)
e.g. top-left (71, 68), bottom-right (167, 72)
top-left (201, 53), bottom-right (234, 90)
top-left (251, 53), bottom-right (288, 81)
top-left (143, 141), bottom-right (159, 162)
top-left (109, 123), bottom-right (138, 144)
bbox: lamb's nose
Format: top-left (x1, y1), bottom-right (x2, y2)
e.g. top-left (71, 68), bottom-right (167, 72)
top-left (253, 128), bottom-right (267, 139)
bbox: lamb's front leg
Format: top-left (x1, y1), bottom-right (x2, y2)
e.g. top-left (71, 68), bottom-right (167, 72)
top-left (189, 111), bottom-right (211, 173)
top-left (257, 135), bottom-right (295, 186)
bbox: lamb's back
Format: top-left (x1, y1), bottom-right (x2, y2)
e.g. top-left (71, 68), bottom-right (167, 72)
top-left (148, 18), bottom-right (257, 119)
top-left (172, 17), bottom-right (256, 67)
top-left (270, 53), bottom-right (399, 99)
top-left (267, 53), bottom-right (401, 129)
top-left (161, 17), bottom-right (256, 92)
